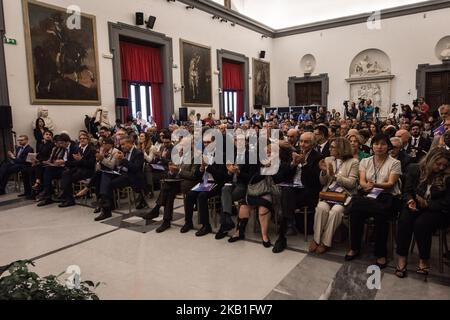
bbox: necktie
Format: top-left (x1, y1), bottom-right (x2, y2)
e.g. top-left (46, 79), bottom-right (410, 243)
top-left (413, 138), bottom-right (417, 147)
top-left (17, 147), bottom-right (24, 158)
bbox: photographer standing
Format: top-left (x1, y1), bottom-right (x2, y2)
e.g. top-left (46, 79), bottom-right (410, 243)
top-left (364, 99), bottom-right (375, 122)
top-left (345, 102), bottom-right (358, 120)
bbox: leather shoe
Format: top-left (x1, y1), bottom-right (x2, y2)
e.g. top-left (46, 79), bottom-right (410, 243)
top-left (180, 223), bottom-right (194, 233)
top-left (376, 258), bottom-right (388, 269)
top-left (37, 198), bottom-right (54, 207)
top-left (142, 206), bottom-right (160, 220)
top-left (93, 207), bottom-right (102, 214)
top-left (195, 225), bottom-right (212, 237)
top-left (58, 201), bottom-right (76, 208)
top-left (156, 220), bottom-right (171, 233)
top-left (272, 237), bottom-right (287, 253)
top-left (95, 210), bottom-right (112, 221)
top-left (215, 229), bottom-right (229, 240)
top-left (344, 251), bottom-right (360, 261)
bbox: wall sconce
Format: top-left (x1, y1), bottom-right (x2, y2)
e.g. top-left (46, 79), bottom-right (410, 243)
top-left (218, 88), bottom-right (223, 94)
top-left (213, 70), bottom-right (220, 75)
top-left (186, 5), bottom-right (194, 10)
top-left (173, 64), bottom-right (178, 69)
top-left (220, 18), bottom-right (228, 23)
top-left (174, 84), bottom-right (184, 92)
top-left (261, 34), bottom-right (268, 39)
top-left (212, 15), bottom-right (220, 20)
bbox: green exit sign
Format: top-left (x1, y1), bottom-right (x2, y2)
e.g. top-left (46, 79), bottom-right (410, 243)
top-left (4, 38), bottom-right (17, 45)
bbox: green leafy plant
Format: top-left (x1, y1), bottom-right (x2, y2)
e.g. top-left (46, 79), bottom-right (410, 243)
top-left (0, 260), bottom-right (101, 300)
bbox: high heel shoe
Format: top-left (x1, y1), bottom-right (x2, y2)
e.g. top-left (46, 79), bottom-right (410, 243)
top-left (228, 218), bottom-right (248, 243)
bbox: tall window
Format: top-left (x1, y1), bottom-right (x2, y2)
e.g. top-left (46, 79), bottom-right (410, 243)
top-left (129, 82), bottom-right (153, 121)
top-left (224, 90), bottom-right (237, 122)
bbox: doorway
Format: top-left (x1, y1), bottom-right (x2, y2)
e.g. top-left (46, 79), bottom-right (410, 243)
top-left (425, 70), bottom-right (450, 114)
top-left (294, 81), bottom-right (322, 106)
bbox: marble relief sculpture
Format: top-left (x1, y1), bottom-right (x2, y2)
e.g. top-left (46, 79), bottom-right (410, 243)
top-left (353, 55), bottom-right (388, 76)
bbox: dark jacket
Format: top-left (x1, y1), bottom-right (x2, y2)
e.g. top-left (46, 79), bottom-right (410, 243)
top-left (13, 145), bottom-right (34, 165)
top-left (224, 150), bottom-right (259, 185)
top-left (66, 144), bottom-right (96, 174)
top-left (36, 141), bottom-right (54, 162)
top-left (119, 147), bottom-right (145, 191)
top-left (403, 164), bottom-right (450, 214)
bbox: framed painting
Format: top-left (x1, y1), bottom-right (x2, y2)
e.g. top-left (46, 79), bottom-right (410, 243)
top-left (180, 39), bottom-right (212, 107)
top-left (253, 58), bottom-right (270, 107)
top-left (22, 0), bottom-right (101, 105)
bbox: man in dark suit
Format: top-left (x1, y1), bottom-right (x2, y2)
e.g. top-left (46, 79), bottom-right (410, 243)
top-left (37, 133), bottom-right (79, 206)
top-left (408, 122), bottom-right (431, 162)
top-left (314, 124), bottom-right (331, 158)
top-left (22, 130), bottom-right (54, 199)
top-left (273, 132), bottom-right (323, 254)
top-left (0, 135), bottom-right (34, 195)
top-left (58, 134), bottom-right (96, 208)
top-left (95, 136), bottom-right (145, 221)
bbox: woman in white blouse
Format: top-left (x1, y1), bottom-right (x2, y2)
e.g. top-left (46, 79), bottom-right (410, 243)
top-left (345, 134), bottom-right (401, 268)
top-left (310, 137), bottom-right (359, 254)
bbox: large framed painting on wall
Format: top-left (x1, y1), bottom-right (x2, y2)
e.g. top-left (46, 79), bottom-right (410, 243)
top-left (22, 0), bottom-right (101, 105)
top-left (253, 58), bottom-right (270, 107)
top-left (180, 39), bottom-right (212, 107)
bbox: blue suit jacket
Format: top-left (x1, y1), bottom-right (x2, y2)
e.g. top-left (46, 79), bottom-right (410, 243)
top-left (13, 145), bottom-right (34, 165)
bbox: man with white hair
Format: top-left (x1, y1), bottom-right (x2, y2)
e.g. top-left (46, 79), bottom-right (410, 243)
top-left (273, 132), bottom-right (323, 254)
top-left (390, 137), bottom-right (412, 177)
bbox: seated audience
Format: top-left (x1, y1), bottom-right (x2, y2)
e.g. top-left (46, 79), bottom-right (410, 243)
top-left (0, 135), bottom-right (34, 195)
top-left (395, 148), bottom-right (450, 278)
top-left (345, 134), bottom-right (402, 268)
top-left (311, 137), bottom-right (359, 254)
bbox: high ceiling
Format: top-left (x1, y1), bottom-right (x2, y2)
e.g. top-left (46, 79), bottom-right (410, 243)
top-left (210, 0), bottom-right (432, 29)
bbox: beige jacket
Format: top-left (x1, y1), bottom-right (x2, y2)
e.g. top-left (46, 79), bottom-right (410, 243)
top-left (319, 157), bottom-right (359, 195)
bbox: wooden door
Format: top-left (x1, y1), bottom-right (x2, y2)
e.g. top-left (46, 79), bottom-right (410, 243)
top-left (425, 71), bottom-right (450, 114)
top-left (294, 81), bottom-right (322, 105)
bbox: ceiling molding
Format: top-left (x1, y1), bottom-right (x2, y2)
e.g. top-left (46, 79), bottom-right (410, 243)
top-left (176, 0), bottom-right (275, 37)
top-left (173, 0), bottom-right (450, 38)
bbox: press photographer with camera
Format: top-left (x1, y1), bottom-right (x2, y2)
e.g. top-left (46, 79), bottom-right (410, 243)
top-left (344, 101), bottom-right (358, 120)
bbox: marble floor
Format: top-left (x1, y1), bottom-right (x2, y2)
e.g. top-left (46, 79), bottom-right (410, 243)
top-left (0, 188), bottom-right (449, 300)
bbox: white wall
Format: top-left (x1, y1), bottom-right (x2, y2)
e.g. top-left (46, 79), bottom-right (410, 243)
top-left (271, 8), bottom-right (450, 113)
top-left (4, 0), bottom-right (450, 141)
top-left (3, 0), bottom-right (272, 139)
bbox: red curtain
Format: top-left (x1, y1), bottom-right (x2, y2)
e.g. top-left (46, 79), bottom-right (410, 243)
top-left (120, 41), bottom-right (164, 128)
top-left (222, 61), bottom-right (244, 119)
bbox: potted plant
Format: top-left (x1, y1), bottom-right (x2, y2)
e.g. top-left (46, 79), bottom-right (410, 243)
top-left (0, 260), bottom-right (101, 300)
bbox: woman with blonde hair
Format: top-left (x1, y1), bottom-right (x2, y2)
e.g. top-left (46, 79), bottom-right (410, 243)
top-left (395, 147), bottom-right (450, 277)
top-left (347, 133), bottom-right (370, 161)
top-left (310, 137), bottom-right (359, 254)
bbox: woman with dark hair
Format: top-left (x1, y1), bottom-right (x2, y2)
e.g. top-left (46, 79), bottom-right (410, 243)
top-left (366, 123), bottom-right (380, 146)
top-left (345, 134), bottom-right (402, 268)
top-left (394, 148), bottom-right (450, 278)
top-left (34, 118), bottom-right (47, 152)
top-left (310, 137), bottom-right (359, 254)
